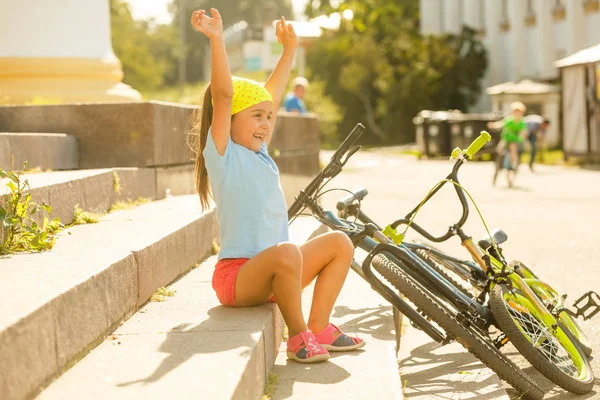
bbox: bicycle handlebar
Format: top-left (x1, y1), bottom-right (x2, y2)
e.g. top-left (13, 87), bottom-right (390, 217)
top-left (465, 131), bottom-right (491, 159)
top-left (390, 130), bottom-right (491, 242)
top-left (336, 187), bottom-right (368, 211)
top-left (288, 123), bottom-right (365, 220)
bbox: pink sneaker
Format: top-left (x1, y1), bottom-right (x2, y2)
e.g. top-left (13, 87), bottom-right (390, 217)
top-left (287, 331), bottom-right (330, 363)
top-left (313, 323), bottom-right (365, 352)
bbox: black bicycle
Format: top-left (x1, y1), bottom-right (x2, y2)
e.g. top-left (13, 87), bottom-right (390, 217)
top-left (288, 123), bottom-right (546, 400)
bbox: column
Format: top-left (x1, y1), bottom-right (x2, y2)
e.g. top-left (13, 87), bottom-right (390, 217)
top-left (566, 0), bottom-right (586, 54)
top-left (508, 0), bottom-right (527, 81)
top-left (420, 0), bottom-right (444, 34)
top-left (0, 0), bottom-right (141, 105)
top-left (535, 0), bottom-right (557, 79)
top-left (463, 0), bottom-right (482, 30)
top-left (443, 0), bottom-right (462, 34)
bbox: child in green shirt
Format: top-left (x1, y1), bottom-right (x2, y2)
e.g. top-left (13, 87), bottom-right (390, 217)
top-left (489, 102), bottom-right (528, 187)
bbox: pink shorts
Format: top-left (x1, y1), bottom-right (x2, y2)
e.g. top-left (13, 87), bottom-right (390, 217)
top-left (212, 258), bottom-right (276, 307)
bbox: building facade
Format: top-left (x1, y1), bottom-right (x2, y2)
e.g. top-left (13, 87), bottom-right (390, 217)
top-left (420, 0), bottom-right (600, 111)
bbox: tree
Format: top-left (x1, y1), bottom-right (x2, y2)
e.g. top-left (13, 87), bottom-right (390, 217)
top-left (110, 0), bottom-right (183, 91)
top-left (169, 0), bottom-right (294, 83)
top-left (305, 0), bottom-right (487, 145)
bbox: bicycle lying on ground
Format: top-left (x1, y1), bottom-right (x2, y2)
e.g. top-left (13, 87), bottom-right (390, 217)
top-left (288, 123), bottom-right (598, 399)
top-left (335, 138), bottom-right (599, 394)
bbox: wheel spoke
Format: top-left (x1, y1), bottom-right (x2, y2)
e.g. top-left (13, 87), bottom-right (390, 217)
top-left (506, 301), bottom-right (580, 378)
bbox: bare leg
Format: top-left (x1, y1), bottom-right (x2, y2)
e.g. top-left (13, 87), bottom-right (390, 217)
top-left (509, 143), bottom-right (518, 170)
top-left (298, 231), bottom-right (355, 333)
top-left (234, 243), bottom-right (307, 337)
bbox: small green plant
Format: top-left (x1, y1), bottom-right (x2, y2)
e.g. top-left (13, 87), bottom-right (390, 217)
top-left (261, 372), bottom-right (280, 400)
top-left (212, 240), bottom-right (220, 255)
top-left (72, 205), bottom-right (102, 225)
top-left (282, 326), bottom-right (289, 342)
top-left (151, 286), bottom-right (176, 302)
top-left (108, 197), bottom-right (151, 212)
top-left (113, 171), bottom-right (122, 195)
top-left (25, 96), bottom-right (63, 105)
top-left (0, 165), bottom-right (63, 255)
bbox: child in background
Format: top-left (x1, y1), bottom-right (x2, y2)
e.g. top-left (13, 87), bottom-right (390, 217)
top-left (188, 8), bottom-right (365, 364)
top-left (489, 102), bottom-right (528, 187)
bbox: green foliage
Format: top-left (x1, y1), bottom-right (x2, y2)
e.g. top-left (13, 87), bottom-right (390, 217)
top-left (302, 79), bottom-right (342, 149)
top-left (140, 81), bottom-right (207, 104)
top-left (261, 372), bottom-right (280, 399)
top-left (0, 165), bottom-right (63, 255)
top-left (110, 0), bottom-right (293, 95)
top-left (108, 197), bottom-right (151, 212)
top-left (305, 0), bottom-right (487, 146)
top-left (151, 286), bottom-right (176, 302)
top-left (110, 0), bottom-right (176, 91)
top-left (72, 205), bottom-right (102, 225)
top-left (167, 0), bottom-right (293, 84)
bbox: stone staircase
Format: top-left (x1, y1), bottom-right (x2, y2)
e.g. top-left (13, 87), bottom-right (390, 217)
top-left (0, 102), bottom-right (326, 400)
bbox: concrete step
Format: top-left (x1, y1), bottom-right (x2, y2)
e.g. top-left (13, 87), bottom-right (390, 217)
top-left (0, 167), bottom-right (196, 227)
top-left (0, 195), bottom-right (218, 400)
top-left (0, 167), bottom-right (310, 232)
top-left (270, 248), bottom-right (404, 400)
top-left (0, 132), bottom-right (78, 171)
top-left (35, 217), bottom-right (326, 400)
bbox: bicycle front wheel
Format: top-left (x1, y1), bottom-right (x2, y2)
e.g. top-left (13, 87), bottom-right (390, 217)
top-left (489, 284), bottom-right (594, 394)
top-left (514, 261), bottom-right (593, 357)
top-left (371, 255), bottom-right (545, 400)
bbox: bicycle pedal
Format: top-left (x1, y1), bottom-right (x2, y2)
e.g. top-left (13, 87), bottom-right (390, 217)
top-left (494, 333), bottom-right (510, 349)
top-left (573, 291), bottom-right (600, 321)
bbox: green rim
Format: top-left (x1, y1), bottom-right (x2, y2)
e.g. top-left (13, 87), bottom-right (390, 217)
top-left (523, 278), bottom-right (592, 353)
top-left (501, 290), bottom-right (592, 382)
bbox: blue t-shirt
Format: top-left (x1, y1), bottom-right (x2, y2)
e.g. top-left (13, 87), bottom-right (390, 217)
top-left (283, 93), bottom-right (307, 113)
top-left (202, 129), bottom-right (289, 260)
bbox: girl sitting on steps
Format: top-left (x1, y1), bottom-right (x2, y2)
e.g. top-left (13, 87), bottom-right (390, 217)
top-left (188, 7), bottom-right (365, 363)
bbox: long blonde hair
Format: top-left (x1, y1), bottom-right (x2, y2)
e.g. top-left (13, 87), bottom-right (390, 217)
top-left (187, 85), bottom-right (213, 211)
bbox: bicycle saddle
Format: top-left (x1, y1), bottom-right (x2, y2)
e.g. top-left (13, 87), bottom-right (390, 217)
top-left (478, 228), bottom-right (508, 249)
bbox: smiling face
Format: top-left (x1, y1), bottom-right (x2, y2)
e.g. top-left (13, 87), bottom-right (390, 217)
top-left (230, 101), bottom-right (273, 152)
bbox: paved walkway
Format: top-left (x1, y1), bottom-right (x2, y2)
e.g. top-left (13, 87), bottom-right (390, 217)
top-left (319, 149), bottom-right (600, 399)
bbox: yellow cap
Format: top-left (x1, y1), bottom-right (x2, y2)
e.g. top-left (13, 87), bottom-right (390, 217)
top-left (212, 77), bottom-right (273, 115)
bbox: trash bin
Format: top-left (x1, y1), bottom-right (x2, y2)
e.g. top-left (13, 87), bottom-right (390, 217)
top-left (462, 113), bottom-right (502, 157)
top-left (413, 111), bottom-right (428, 158)
top-left (414, 110), bottom-right (460, 157)
top-left (447, 111), bottom-right (466, 151)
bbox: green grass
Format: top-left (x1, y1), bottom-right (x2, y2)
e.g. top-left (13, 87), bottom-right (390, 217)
top-left (150, 286), bottom-right (176, 302)
top-left (520, 149), bottom-right (584, 166)
top-left (108, 197), bottom-right (151, 212)
top-left (140, 82), bottom-right (208, 105)
top-left (72, 205), bottom-right (103, 225)
top-left (261, 372), bottom-right (280, 400)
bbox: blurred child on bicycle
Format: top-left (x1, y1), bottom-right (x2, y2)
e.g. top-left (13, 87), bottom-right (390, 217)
top-left (488, 102), bottom-right (528, 188)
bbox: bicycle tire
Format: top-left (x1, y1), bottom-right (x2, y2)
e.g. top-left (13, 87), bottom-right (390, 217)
top-left (371, 255), bottom-right (545, 400)
top-left (513, 261), bottom-right (593, 357)
top-left (412, 248), bottom-right (477, 298)
top-left (489, 284), bottom-right (594, 394)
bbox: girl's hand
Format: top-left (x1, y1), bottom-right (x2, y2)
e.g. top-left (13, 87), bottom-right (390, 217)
top-left (191, 8), bottom-right (223, 39)
top-left (275, 17), bottom-right (298, 50)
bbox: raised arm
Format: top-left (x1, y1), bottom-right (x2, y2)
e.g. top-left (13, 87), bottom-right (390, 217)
top-left (264, 17), bottom-right (298, 144)
top-left (191, 8), bottom-right (232, 155)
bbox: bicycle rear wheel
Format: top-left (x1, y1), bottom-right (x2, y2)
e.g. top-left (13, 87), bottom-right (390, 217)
top-left (412, 247), bottom-right (478, 298)
top-left (489, 284), bottom-right (594, 394)
top-left (371, 255), bottom-right (545, 400)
